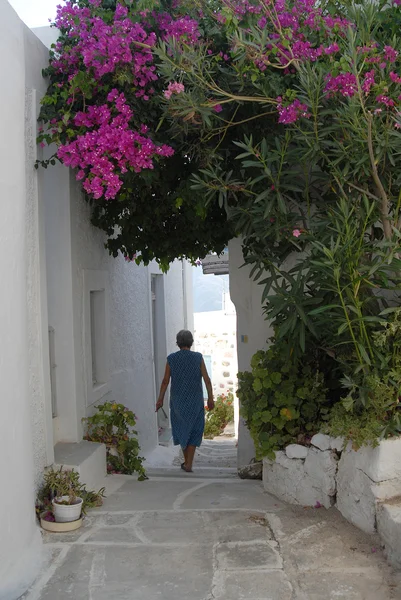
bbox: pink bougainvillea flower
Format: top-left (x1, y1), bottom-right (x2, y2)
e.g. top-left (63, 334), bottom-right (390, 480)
top-left (277, 98), bottom-right (310, 124)
top-left (57, 91), bottom-right (174, 201)
top-left (164, 81), bottom-right (185, 99)
top-left (384, 45), bottom-right (398, 63)
top-left (293, 229), bottom-right (301, 238)
top-left (362, 69), bottom-right (375, 94)
top-left (376, 94), bottom-right (395, 108)
top-left (325, 73), bottom-right (358, 98)
top-left (214, 104), bottom-right (223, 113)
top-left (390, 71), bottom-right (401, 84)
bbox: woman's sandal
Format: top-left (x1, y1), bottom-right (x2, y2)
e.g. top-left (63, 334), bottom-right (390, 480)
top-left (181, 463), bottom-right (193, 473)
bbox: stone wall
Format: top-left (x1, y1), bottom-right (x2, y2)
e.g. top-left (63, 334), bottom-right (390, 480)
top-left (337, 439), bottom-right (401, 534)
top-left (263, 435), bottom-right (401, 543)
top-left (263, 434), bottom-right (342, 510)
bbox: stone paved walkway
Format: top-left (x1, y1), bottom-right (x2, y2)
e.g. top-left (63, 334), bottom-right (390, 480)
top-left (24, 441), bottom-right (400, 600)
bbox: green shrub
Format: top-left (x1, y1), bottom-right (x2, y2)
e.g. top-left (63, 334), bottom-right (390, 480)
top-left (326, 310), bottom-right (401, 447)
top-left (238, 343), bottom-right (331, 459)
top-left (83, 402), bottom-right (147, 480)
top-left (204, 392), bottom-right (235, 439)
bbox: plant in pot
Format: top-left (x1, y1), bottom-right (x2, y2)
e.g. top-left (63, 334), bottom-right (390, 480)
top-left (36, 467), bottom-right (105, 530)
top-left (44, 467), bottom-right (83, 523)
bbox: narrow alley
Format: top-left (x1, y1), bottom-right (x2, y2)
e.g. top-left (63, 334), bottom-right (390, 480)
top-left (23, 440), bottom-right (400, 600)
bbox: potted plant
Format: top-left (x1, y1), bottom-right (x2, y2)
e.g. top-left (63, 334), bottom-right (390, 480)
top-left (36, 467), bottom-right (105, 532)
top-left (44, 467), bottom-right (83, 523)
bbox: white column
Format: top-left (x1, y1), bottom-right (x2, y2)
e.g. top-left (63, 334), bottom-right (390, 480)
top-left (0, 1), bottom-right (43, 597)
top-left (182, 261), bottom-right (194, 333)
top-left (229, 238), bottom-right (274, 468)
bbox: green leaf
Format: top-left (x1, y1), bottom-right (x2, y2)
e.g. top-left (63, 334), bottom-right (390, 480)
top-left (357, 343), bottom-right (371, 366)
top-left (261, 410), bottom-right (272, 423)
top-left (271, 372), bottom-right (282, 384)
top-left (309, 304), bottom-right (342, 315)
top-left (253, 378), bottom-right (263, 393)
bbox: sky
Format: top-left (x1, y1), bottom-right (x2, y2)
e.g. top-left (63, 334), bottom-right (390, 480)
top-left (9, 0), bottom-right (59, 27)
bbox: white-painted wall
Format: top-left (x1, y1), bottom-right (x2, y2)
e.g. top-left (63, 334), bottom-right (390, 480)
top-left (25, 30), bottom-right (56, 487)
top-left (228, 238), bottom-right (274, 467)
top-left (0, 1), bottom-right (44, 597)
top-left (42, 153), bottom-right (191, 457)
top-left (0, 9), bottom-right (192, 598)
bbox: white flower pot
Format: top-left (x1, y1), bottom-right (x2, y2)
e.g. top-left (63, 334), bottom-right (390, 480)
top-left (52, 496), bottom-right (83, 523)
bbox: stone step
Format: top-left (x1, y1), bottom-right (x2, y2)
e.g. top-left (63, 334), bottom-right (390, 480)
top-left (145, 467), bottom-right (238, 479)
top-left (377, 497), bottom-right (401, 569)
top-left (53, 440), bottom-right (107, 492)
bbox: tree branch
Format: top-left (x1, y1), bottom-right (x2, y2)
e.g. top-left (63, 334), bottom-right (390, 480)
top-left (367, 112), bottom-right (392, 240)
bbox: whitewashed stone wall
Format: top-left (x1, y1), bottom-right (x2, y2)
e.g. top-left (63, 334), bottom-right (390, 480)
top-left (263, 435), bottom-right (341, 510)
top-left (337, 439), bottom-right (401, 534)
top-left (263, 435), bottom-right (401, 546)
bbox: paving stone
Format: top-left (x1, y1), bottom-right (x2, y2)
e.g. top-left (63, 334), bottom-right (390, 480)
top-left (138, 511), bottom-right (208, 544)
top-left (298, 572), bottom-right (392, 600)
top-left (214, 570), bottom-right (293, 600)
top-left (99, 513), bottom-right (137, 526)
top-left (286, 530), bottom-right (385, 574)
top-left (84, 526), bottom-right (143, 544)
top-left (216, 541), bottom-right (282, 570)
top-left (101, 479), bottom-right (196, 511)
top-left (180, 481), bottom-right (282, 511)
top-left (38, 545), bottom-right (212, 600)
top-left (205, 510), bottom-right (273, 543)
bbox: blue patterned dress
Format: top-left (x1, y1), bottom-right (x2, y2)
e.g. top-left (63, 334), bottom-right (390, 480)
top-left (167, 350), bottom-right (205, 449)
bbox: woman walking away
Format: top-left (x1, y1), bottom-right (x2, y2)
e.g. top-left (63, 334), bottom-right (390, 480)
top-left (156, 330), bottom-right (214, 472)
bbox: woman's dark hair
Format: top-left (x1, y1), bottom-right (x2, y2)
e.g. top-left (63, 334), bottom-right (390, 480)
top-left (176, 330), bottom-right (194, 349)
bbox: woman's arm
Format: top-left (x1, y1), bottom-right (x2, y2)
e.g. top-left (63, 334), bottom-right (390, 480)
top-left (156, 363), bottom-right (171, 411)
top-left (201, 359), bottom-right (214, 410)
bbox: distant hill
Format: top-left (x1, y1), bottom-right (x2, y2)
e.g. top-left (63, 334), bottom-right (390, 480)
top-left (192, 266), bottom-right (229, 313)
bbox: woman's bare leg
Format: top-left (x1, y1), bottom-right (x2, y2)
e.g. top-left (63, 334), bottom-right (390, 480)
top-left (185, 445), bottom-right (196, 471)
top-left (182, 446), bottom-right (188, 466)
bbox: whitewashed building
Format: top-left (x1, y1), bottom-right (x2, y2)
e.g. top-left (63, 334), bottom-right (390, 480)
top-left (0, 2), bottom-right (192, 598)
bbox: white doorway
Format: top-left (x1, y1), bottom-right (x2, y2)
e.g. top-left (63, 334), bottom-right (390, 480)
top-left (150, 274), bottom-right (170, 444)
